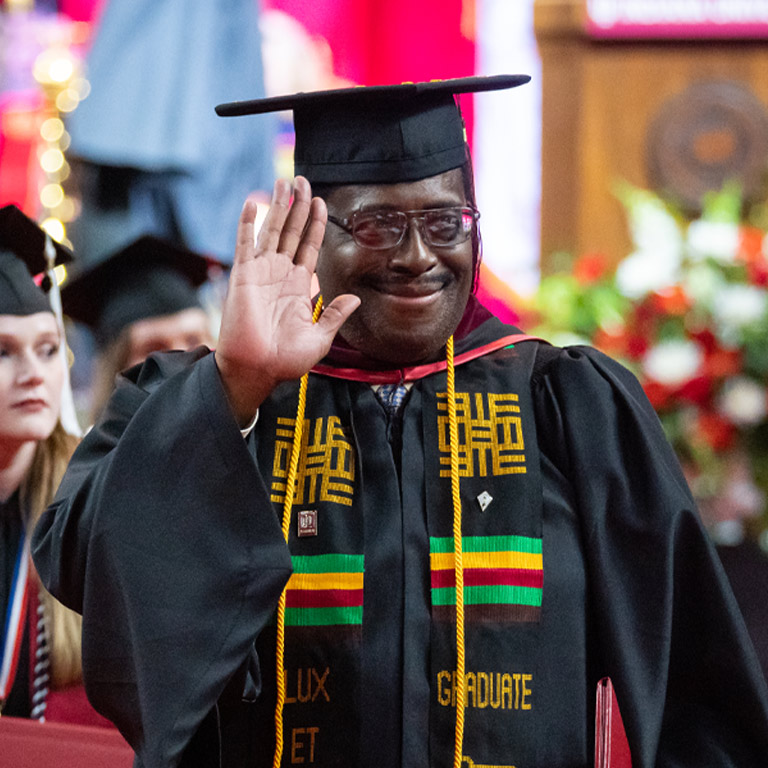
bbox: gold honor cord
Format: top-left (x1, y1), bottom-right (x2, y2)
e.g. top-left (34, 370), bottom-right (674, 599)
top-left (446, 335), bottom-right (467, 768)
top-left (273, 297), bottom-right (324, 768)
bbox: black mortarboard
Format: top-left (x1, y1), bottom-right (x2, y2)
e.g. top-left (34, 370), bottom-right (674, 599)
top-left (215, 75), bottom-right (530, 185)
top-left (0, 204), bottom-right (74, 316)
top-left (61, 235), bottom-right (213, 346)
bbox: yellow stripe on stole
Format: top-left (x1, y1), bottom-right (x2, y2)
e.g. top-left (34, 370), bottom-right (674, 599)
top-left (286, 572), bottom-right (364, 590)
top-left (429, 550), bottom-right (543, 571)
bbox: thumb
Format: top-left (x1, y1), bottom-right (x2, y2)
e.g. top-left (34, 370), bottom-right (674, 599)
top-left (315, 294), bottom-right (361, 340)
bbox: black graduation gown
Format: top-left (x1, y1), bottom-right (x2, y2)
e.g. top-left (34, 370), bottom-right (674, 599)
top-left (716, 540), bottom-right (768, 681)
top-left (32, 311), bottom-right (768, 768)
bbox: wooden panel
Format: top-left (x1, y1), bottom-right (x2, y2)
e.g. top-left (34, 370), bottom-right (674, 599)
top-left (535, 0), bottom-right (768, 271)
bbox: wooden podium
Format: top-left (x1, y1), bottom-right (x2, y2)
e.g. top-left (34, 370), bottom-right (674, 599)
top-left (0, 717), bottom-right (133, 767)
top-left (534, 0), bottom-right (768, 270)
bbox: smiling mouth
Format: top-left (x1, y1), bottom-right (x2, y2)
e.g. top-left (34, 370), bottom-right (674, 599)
top-left (370, 277), bottom-right (449, 299)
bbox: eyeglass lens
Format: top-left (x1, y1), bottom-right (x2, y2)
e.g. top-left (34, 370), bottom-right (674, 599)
top-left (352, 208), bottom-right (475, 249)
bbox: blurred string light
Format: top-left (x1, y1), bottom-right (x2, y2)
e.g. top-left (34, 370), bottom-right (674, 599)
top-left (30, 13), bottom-right (91, 278)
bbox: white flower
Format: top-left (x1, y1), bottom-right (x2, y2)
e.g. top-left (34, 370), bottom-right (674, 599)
top-left (681, 262), bottom-right (725, 307)
top-left (615, 251), bottom-right (679, 299)
top-left (626, 195), bottom-right (682, 254)
top-left (711, 285), bottom-right (768, 341)
top-left (687, 220), bottom-right (740, 264)
top-left (718, 377), bottom-right (767, 427)
top-left (642, 339), bottom-right (704, 386)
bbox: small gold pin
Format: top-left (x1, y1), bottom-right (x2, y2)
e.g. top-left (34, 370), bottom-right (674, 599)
top-left (298, 509), bottom-right (318, 537)
top-left (477, 492), bottom-right (493, 512)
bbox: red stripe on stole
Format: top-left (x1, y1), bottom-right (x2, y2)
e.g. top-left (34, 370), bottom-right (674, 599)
top-left (431, 567), bottom-right (543, 590)
top-left (285, 588), bottom-right (364, 608)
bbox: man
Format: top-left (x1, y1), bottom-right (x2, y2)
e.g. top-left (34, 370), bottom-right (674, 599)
top-left (32, 77), bottom-right (768, 768)
top-left (60, 234), bottom-right (219, 419)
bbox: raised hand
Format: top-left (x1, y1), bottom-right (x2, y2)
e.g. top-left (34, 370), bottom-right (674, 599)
top-left (215, 176), bottom-right (360, 425)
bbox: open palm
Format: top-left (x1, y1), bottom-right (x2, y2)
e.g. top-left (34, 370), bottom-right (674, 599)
top-left (215, 177), bottom-right (359, 423)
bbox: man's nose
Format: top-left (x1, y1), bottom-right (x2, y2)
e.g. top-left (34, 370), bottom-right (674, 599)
top-left (387, 219), bottom-right (438, 273)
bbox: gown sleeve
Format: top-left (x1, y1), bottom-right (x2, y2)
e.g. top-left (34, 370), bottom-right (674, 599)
top-left (31, 348), bottom-right (292, 768)
top-left (533, 344), bottom-right (768, 767)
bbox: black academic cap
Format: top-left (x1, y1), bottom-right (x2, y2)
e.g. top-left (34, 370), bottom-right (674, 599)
top-left (0, 204), bottom-right (74, 316)
top-left (215, 75), bottom-right (531, 185)
top-left (61, 235), bottom-right (214, 346)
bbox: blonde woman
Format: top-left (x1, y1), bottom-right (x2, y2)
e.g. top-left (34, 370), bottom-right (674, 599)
top-left (0, 207), bottom-right (107, 725)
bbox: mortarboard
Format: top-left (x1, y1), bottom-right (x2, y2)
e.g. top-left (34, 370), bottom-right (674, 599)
top-left (215, 74), bottom-right (531, 186)
top-left (0, 204), bottom-right (74, 316)
top-left (61, 235), bottom-right (214, 347)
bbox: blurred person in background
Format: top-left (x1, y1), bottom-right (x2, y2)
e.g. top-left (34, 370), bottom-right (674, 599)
top-left (65, 0), bottom-right (275, 265)
top-left (61, 234), bottom-right (220, 421)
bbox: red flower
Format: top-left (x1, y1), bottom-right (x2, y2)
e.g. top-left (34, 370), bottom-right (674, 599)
top-left (643, 380), bottom-right (674, 410)
top-left (625, 334), bottom-right (649, 359)
top-left (738, 227), bottom-right (768, 286)
top-left (593, 327), bottom-right (629, 358)
top-left (702, 347), bottom-right (742, 379)
top-left (689, 328), bottom-right (717, 353)
top-left (694, 411), bottom-right (736, 452)
top-left (676, 375), bottom-right (712, 406)
top-left (650, 285), bottom-right (691, 316)
top-left (573, 252), bottom-right (610, 284)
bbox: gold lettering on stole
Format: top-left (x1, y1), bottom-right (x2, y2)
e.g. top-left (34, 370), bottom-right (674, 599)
top-left (437, 670), bottom-right (453, 706)
top-left (501, 674), bottom-right (513, 709)
top-left (436, 670), bottom-right (533, 710)
top-left (284, 667), bottom-right (331, 705)
top-left (290, 727), bottom-right (320, 764)
top-left (490, 673), bottom-right (501, 709)
top-left (466, 672), bottom-right (476, 708)
top-left (521, 674), bottom-right (532, 710)
top-left (475, 672), bottom-right (489, 708)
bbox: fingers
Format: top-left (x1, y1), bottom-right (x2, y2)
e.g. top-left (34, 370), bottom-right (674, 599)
top-left (233, 196), bottom-right (261, 265)
top-left (293, 196), bottom-right (327, 272)
top-left (275, 176), bottom-right (317, 259)
top-left (243, 177), bottom-right (325, 269)
top-left (253, 178), bottom-right (293, 256)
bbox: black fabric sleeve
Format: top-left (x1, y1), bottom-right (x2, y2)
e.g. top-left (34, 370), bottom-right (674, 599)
top-left (533, 344), bottom-right (768, 767)
top-left (31, 348), bottom-right (292, 768)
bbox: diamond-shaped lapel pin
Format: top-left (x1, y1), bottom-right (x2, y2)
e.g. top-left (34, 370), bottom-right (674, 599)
top-left (477, 491), bottom-right (493, 512)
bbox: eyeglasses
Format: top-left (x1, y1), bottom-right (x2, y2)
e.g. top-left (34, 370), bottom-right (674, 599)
top-left (326, 206), bottom-right (479, 250)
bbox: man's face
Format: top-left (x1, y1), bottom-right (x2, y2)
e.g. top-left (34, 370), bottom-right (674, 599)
top-left (125, 307), bottom-right (214, 367)
top-left (317, 168), bottom-right (474, 366)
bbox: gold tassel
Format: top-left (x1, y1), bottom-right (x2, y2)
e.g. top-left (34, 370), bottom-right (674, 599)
top-left (273, 297), bottom-right (324, 767)
top-left (446, 336), bottom-right (466, 767)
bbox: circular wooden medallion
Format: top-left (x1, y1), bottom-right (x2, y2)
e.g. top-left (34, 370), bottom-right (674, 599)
top-left (646, 80), bottom-right (768, 212)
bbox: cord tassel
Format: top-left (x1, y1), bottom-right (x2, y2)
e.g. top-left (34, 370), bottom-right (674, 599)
top-left (273, 297), bottom-right (324, 768)
top-left (446, 336), bottom-right (466, 768)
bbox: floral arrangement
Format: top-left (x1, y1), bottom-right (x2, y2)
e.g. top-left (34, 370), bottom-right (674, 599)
top-left (530, 182), bottom-right (768, 538)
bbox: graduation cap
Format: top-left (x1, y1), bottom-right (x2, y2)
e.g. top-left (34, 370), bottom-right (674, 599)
top-left (61, 235), bottom-right (215, 347)
top-left (0, 204), bottom-right (74, 316)
top-left (215, 74), bottom-right (531, 185)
